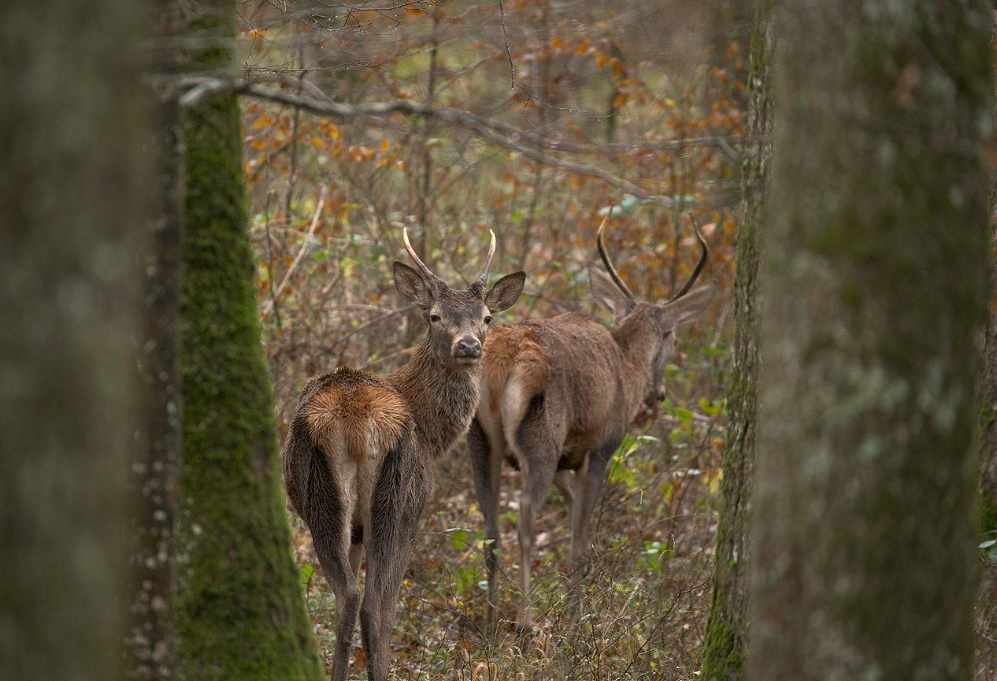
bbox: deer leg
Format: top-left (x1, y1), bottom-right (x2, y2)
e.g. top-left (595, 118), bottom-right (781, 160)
top-left (363, 531), bottom-right (416, 681)
top-left (361, 433), bottom-right (427, 681)
top-left (515, 455), bottom-right (557, 634)
top-left (311, 506), bottom-right (360, 681)
top-left (570, 444), bottom-right (613, 570)
top-left (375, 471), bottom-right (429, 680)
top-left (469, 417), bottom-right (504, 631)
top-left (553, 469), bottom-right (575, 506)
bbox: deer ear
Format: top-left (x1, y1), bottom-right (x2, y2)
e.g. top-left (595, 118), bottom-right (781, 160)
top-left (485, 271), bottom-right (526, 312)
top-left (658, 281), bottom-right (716, 329)
top-left (393, 261), bottom-right (433, 309)
top-left (589, 264), bottom-right (634, 320)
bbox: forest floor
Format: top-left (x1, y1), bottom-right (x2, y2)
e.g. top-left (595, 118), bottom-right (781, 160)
top-left (279, 336), bottom-right (997, 680)
top-left (285, 344), bottom-right (729, 681)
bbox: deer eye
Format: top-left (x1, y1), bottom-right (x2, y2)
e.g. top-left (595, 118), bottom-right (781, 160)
top-left (484, 315), bottom-right (492, 324)
top-left (429, 313), bottom-right (441, 323)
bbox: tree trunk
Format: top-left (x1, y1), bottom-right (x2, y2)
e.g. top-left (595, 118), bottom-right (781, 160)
top-left (126, 4), bottom-right (184, 678)
top-left (175, 2), bottom-right (326, 679)
top-left (699, 2), bottom-right (771, 680)
top-left (981, 265), bottom-right (997, 534)
top-left (979, 60), bottom-right (997, 535)
top-left (974, 28), bottom-right (997, 681)
top-left (750, 3), bottom-right (992, 681)
top-left (0, 0), bottom-right (149, 679)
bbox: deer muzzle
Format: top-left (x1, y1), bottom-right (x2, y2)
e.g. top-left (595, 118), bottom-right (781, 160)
top-left (452, 336), bottom-right (482, 362)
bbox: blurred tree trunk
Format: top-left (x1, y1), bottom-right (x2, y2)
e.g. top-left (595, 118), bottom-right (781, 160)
top-left (981, 292), bottom-right (997, 531)
top-left (699, 2), bottom-right (771, 680)
top-left (175, 2), bottom-right (326, 679)
top-left (979, 78), bottom-right (997, 535)
top-left (0, 0), bottom-right (149, 679)
top-left (974, 31), bottom-right (997, 680)
top-left (750, 2), bottom-right (992, 680)
top-left (126, 5), bottom-right (184, 679)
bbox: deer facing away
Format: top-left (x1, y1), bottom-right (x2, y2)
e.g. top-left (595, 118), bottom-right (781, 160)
top-left (282, 230), bottom-right (525, 681)
top-left (468, 220), bottom-right (715, 632)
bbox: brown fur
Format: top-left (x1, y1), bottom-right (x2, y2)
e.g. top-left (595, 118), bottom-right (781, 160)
top-left (304, 369), bottom-right (410, 465)
top-left (482, 323), bottom-right (550, 415)
top-left (470, 272), bottom-right (715, 632)
top-left (281, 255), bottom-right (525, 681)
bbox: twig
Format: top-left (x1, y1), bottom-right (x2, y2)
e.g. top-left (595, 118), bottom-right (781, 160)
top-left (261, 184), bottom-right (330, 317)
top-left (496, 0), bottom-right (514, 89)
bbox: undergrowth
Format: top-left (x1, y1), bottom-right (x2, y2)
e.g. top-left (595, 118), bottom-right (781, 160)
top-left (286, 342), bottom-right (729, 680)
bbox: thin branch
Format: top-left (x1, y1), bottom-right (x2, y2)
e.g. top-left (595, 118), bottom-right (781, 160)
top-left (176, 76), bottom-right (738, 155)
top-left (262, 184), bottom-right (330, 317)
top-left (496, 0), bottom-right (514, 89)
top-left (176, 77), bottom-right (738, 208)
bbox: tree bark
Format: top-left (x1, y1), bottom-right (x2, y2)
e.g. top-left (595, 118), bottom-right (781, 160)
top-left (0, 0), bottom-right (149, 679)
top-left (750, 3), bottom-right (993, 681)
top-left (699, 2), bottom-right (772, 680)
top-left (174, 2), bottom-right (326, 679)
top-left (126, 4), bottom-right (185, 678)
top-left (978, 40), bottom-right (997, 535)
top-left (980, 264), bottom-right (997, 533)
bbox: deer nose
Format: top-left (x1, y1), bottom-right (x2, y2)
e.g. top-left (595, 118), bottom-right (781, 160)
top-left (454, 337), bottom-right (482, 358)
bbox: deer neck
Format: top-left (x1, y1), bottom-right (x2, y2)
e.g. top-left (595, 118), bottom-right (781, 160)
top-left (387, 335), bottom-right (481, 458)
top-left (612, 314), bottom-right (659, 420)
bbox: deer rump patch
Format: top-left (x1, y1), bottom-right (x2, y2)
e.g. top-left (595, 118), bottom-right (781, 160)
top-left (482, 324), bottom-right (550, 413)
top-left (304, 368), bottom-right (410, 466)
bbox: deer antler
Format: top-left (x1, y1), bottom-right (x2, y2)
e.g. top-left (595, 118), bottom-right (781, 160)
top-left (596, 214), bottom-right (635, 300)
top-left (402, 227), bottom-right (439, 283)
top-left (478, 229), bottom-right (496, 285)
top-left (667, 218), bottom-right (708, 302)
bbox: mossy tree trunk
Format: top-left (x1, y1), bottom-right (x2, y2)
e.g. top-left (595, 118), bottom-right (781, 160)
top-left (175, 2), bottom-right (325, 679)
top-left (0, 0), bottom-right (149, 678)
top-left (750, 2), bottom-right (992, 680)
top-left (699, 2), bottom-right (771, 680)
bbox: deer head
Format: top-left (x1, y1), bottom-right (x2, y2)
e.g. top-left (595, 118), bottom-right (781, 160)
top-left (588, 218), bottom-right (716, 413)
top-left (393, 228), bottom-right (526, 367)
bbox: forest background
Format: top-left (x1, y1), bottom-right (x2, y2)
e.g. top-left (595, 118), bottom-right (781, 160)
top-left (244, 1), bottom-right (741, 676)
top-left (7, 1), bottom-right (997, 681)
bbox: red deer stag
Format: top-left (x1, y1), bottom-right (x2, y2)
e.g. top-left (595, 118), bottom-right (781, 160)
top-left (282, 230), bottom-right (525, 681)
top-left (468, 219), bottom-right (715, 632)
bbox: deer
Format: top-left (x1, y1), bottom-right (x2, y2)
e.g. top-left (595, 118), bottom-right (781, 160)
top-left (281, 229), bottom-right (525, 681)
top-left (468, 218), bottom-right (715, 633)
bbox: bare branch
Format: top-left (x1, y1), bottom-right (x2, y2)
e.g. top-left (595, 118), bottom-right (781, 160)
top-left (177, 77), bottom-right (738, 208)
top-left (261, 184), bottom-right (329, 317)
top-left (180, 76), bottom-right (737, 155)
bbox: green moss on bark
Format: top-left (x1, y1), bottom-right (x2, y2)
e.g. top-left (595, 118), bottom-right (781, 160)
top-left (702, 601), bottom-right (746, 681)
top-left (982, 492), bottom-right (997, 537)
top-left (174, 4), bottom-right (324, 680)
top-left (699, 3), bottom-right (771, 680)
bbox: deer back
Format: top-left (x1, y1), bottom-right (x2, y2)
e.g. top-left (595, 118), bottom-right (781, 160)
top-left (481, 312), bottom-right (636, 461)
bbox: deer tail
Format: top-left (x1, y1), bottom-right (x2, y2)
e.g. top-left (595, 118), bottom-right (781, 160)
top-left (281, 410), bottom-right (321, 520)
